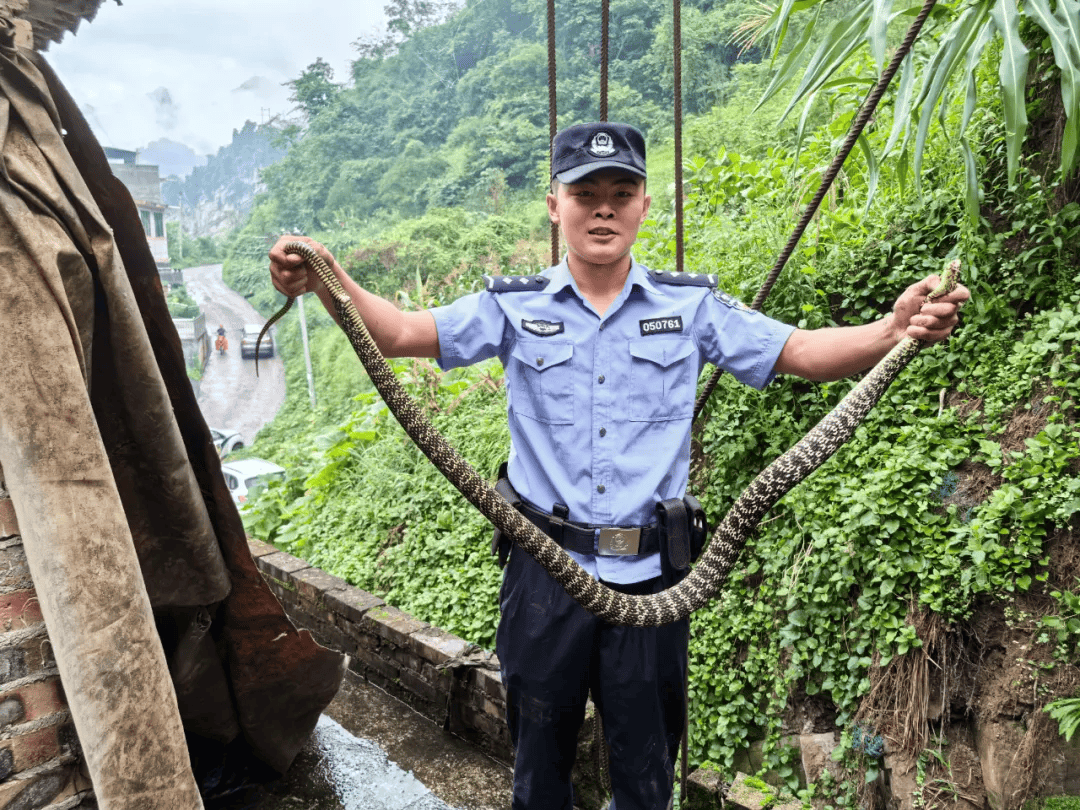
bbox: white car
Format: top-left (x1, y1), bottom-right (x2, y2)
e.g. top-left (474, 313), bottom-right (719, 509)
top-left (220, 458), bottom-right (286, 506)
top-left (240, 323), bottom-right (274, 359)
top-left (209, 427), bottom-right (244, 458)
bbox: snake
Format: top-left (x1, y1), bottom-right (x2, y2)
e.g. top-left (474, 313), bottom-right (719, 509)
top-left (259, 242), bottom-right (960, 627)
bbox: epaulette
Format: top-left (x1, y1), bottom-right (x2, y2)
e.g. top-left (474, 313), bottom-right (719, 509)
top-left (483, 274), bottom-right (551, 292)
top-left (648, 269), bottom-right (717, 287)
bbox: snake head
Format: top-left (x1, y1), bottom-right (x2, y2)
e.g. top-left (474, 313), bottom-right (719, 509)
top-left (927, 259), bottom-right (961, 302)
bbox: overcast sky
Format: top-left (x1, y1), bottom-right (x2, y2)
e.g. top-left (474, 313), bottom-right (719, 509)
top-left (45, 0), bottom-right (386, 158)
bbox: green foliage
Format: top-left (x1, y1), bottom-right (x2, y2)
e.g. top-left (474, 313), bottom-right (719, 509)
top-left (754, 0), bottom-right (1080, 219)
top-left (167, 223), bottom-right (224, 270)
top-left (1026, 797), bottom-right (1080, 810)
top-left (165, 283), bottom-right (200, 319)
top-left (1045, 696), bottom-right (1080, 742)
top-left (287, 58), bottom-right (342, 120)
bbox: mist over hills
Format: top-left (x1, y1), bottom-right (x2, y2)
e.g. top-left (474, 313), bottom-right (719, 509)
top-left (81, 72), bottom-right (292, 163)
top-left (160, 120), bottom-right (287, 236)
top-left (139, 138), bottom-right (208, 179)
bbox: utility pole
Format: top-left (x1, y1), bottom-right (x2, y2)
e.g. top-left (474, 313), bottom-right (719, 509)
top-left (297, 295), bottom-right (317, 409)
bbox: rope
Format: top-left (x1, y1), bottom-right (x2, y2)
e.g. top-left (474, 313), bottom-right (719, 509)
top-left (600, 0), bottom-right (610, 121)
top-left (673, 0), bottom-right (685, 275)
top-left (692, 0), bottom-right (939, 421)
top-left (547, 0), bottom-right (559, 265)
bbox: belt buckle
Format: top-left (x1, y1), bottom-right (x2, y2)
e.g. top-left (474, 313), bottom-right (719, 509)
top-left (597, 527), bottom-right (641, 556)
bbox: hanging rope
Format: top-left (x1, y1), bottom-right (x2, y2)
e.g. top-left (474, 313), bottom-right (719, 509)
top-left (673, 0), bottom-right (685, 275)
top-left (691, 0), bottom-right (939, 421)
top-left (547, 0), bottom-right (559, 265)
top-left (600, 0), bottom-right (610, 121)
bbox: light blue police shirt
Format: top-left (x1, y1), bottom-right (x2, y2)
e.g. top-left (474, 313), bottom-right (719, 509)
top-left (430, 257), bottom-right (796, 584)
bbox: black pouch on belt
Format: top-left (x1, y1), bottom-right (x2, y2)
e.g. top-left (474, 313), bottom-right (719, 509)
top-left (658, 495), bottom-right (709, 586)
top-left (657, 497), bottom-right (691, 587)
top-left (491, 462), bottom-right (519, 568)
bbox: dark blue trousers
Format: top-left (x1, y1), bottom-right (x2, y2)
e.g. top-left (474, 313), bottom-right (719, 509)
top-left (496, 546), bottom-right (689, 810)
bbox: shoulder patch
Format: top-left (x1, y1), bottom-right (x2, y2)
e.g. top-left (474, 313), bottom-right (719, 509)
top-left (648, 269), bottom-right (717, 288)
top-left (712, 288), bottom-right (753, 311)
top-left (484, 274), bottom-right (551, 292)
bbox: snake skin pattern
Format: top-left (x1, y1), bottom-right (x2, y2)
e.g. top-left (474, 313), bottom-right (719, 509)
top-left (264, 242), bottom-right (959, 627)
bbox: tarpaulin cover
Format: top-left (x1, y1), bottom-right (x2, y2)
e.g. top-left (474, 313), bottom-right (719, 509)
top-left (0, 21), bottom-right (345, 808)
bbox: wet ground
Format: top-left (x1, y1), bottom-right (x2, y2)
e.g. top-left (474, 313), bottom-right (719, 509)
top-left (215, 672), bottom-right (513, 810)
top-left (184, 263), bottom-right (286, 445)
top-left (183, 264), bottom-right (514, 809)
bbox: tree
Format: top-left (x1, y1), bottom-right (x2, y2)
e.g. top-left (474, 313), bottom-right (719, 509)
top-left (288, 58), bottom-right (341, 119)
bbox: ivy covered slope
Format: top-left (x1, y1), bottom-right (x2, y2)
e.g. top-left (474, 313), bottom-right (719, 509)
top-left (220, 0), bottom-right (1080, 798)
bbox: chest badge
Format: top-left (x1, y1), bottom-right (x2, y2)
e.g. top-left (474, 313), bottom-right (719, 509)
top-left (522, 319), bottom-right (565, 337)
top-left (639, 316), bottom-right (684, 336)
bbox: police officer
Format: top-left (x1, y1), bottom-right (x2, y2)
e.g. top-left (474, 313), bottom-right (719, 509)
top-left (268, 122), bottom-right (969, 810)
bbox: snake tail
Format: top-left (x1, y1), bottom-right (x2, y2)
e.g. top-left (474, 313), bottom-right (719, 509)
top-left (255, 296), bottom-right (294, 377)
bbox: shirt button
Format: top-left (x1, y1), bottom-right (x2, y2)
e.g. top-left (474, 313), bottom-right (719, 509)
top-left (597, 484), bottom-right (606, 493)
top-left (536, 358), bottom-right (544, 366)
top-left (599, 427), bottom-right (607, 437)
top-left (597, 375), bottom-right (605, 384)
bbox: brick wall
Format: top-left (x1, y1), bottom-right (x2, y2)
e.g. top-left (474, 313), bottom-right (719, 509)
top-left (0, 475), bottom-right (94, 810)
top-left (247, 538), bottom-right (513, 761)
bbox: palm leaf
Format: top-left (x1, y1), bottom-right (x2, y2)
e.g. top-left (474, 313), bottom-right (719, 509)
top-left (882, 51), bottom-right (916, 158)
top-left (755, 4), bottom-right (824, 113)
top-left (961, 136), bottom-right (980, 224)
top-left (989, 0), bottom-right (1030, 186)
top-left (910, 3), bottom-right (992, 192)
top-left (1024, 0), bottom-right (1080, 174)
top-left (868, 0), bottom-right (893, 69)
top-left (779, 0), bottom-right (876, 122)
top-left (856, 131), bottom-right (881, 209)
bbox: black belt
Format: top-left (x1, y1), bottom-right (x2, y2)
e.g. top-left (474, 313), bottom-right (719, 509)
top-left (517, 500), bottom-right (661, 557)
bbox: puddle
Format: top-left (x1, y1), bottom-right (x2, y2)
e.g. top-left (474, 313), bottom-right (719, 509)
top-left (208, 670), bottom-right (512, 810)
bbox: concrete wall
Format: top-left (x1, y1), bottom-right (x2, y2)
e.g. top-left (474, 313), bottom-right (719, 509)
top-left (172, 314), bottom-right (209, 369)
top-left (0, 475), bottom-right (93, 809)
top-left (108, 165), bottom-right (163, 206)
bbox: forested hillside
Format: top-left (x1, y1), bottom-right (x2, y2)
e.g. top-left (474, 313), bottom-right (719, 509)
top-left (219, 0), bottom-right (1080, 805)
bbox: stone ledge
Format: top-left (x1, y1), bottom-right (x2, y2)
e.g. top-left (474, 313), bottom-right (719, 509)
top-left (250, 540), bottom-right (514, 763)
top-left (259, 551), bottom-right (311, 580)
top-left (683, 769), bottom-right (801, 810)
top-left (246, 538), bottom-right (277, 558)
top-left (293, 567), bottom-right (349, 604)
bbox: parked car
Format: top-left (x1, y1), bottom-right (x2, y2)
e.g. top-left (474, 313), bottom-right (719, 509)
top-left (220, 458), bottom-right (286, 505)
top-left (209, 427), bottom-right (244, 458)
top-left (240, 323), bottom-right (273, 359)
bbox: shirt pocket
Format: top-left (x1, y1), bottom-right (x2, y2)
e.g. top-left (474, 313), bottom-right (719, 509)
top-left (628, 337), bottom-right (696, 422)
top-left (509, 340), bottom-right (575, 425)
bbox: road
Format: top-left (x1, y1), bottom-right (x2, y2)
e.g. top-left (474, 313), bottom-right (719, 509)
top-left (184, 264), bottom-right (286, 446)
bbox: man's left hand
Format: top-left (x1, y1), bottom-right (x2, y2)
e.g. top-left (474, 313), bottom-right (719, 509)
top-left (889, 273), bottom-right (971, 344)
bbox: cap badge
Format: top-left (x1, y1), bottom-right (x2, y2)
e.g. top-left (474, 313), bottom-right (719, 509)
top-left (588, 132), bottom-right (617, 157)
